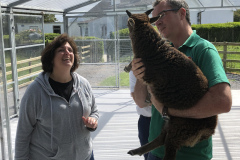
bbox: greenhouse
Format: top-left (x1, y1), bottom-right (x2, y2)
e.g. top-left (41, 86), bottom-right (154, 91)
top-left (0, 0), bottom-right (240, 159)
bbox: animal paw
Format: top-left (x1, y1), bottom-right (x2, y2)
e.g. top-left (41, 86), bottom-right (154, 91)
top-left (127, 149), bottom-right (142, 156)
top-left (127, 150), bottom-right (134, 156)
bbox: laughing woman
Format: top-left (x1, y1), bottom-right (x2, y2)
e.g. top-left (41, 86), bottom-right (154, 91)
top-left (15, 34), bottom-right (99, 160)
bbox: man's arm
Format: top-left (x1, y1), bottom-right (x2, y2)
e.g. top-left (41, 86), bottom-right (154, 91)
top-left (149, 82), bottom-right (232, 119)
top-left (133, 58), bottom-right (232, 119)
top-left (168, 82), bottom-right (232, 118)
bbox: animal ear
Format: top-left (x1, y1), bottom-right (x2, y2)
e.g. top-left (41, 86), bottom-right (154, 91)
top-left (145, 8), bottom-right (154, 15)
top-left (126, 10), bottom-right (132, 17)
top-left (128, 18), bottom-right (135, 27)
top-left (150, 16), bottom-right (160, 24)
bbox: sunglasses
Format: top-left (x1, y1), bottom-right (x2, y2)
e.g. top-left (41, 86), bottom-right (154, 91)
top-left (157, 8), bottom-right (180, 19)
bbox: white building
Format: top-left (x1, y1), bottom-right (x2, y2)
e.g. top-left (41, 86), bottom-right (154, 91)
top-left (44, 22), bottom-right (64, 34)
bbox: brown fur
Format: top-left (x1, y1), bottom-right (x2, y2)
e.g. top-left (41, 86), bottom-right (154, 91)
top-left (126, 9), bottom-right (217, 160)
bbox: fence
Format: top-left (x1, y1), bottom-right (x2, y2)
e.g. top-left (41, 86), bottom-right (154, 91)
top-left (1, 56), bottom-right (42, 92)
top-left (1, 42), bottom-right (240, 92)
top-left (1, 44), bottom-right (94, 92)
top-left (212, 42), bottom-right (240, 73)
top-left (79, 45), bottom-right (92, 63)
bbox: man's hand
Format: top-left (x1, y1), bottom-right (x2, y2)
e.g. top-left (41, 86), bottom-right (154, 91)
top-left (82, 116), bottom-right (98, 129)
top-left (132, 58), bottom-right (145, 81)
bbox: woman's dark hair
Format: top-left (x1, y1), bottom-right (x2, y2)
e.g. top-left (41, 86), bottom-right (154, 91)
top-left (41, 33), bottom-right (80, 73)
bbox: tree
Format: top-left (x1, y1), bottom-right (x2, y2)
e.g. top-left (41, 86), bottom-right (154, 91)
top-left (44, 14), bottom-right (58, 23)
top-left (234, 9), bottom-right (240, 22)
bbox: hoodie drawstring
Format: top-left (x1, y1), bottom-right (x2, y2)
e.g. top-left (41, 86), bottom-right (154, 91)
top-left (50, 96), bottom-right (54, 151)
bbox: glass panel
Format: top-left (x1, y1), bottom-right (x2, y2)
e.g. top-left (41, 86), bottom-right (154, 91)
top-left (70, 0), bottom-right (155, 13)
top-left (2, 14), bottom-right (10, 48)
top-left (5, 84), bottom-right (15, 116)
top-left (4, 50), bottom-right (12, 89)
top-left (68, 15), bottom-right (116, 40)
top-left (0, 50), bottom-right (12, 160)
top-left (3, 50), bottom-right (17, 115)
top-left (16, 46), bottom-right (43, 88)
top-left (14, 15), bottom-right (43, 47)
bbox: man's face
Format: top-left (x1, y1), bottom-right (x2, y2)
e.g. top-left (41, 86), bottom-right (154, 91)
top-left (152, 1), bottom-right (180, 39)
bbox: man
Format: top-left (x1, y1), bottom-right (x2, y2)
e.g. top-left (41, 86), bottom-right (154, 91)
top-left (129, 70), bottom-right (152, 160)
top-left (132, 0), bottom-right (232, 160)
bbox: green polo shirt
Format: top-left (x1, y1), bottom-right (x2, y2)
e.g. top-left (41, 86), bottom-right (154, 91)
top-left (149, 30), bottom-right (229, 160)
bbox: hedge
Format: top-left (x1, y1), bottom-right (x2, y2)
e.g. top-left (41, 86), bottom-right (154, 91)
top-left (106, 22), bottom-right (240, 61)
top-left (111, 22), bottom-right (240, 42)
top-left (191, 22), bottom-right (240, 42)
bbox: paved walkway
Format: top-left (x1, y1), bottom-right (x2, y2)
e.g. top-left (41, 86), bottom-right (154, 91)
top-left (8, 89), bottom-right (240, 160)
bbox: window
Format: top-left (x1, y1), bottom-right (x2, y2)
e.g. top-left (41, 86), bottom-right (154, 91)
top-left (102, 25), bottom-right (107, 37)
top-left (53, 25), bottom-right (61, 34)
top-left (197, 12), bottom-right (202, 24)
top-left (85, 27), bottom-right (88, 36)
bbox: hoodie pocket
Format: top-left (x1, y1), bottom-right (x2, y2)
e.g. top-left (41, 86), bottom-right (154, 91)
top-left (49, 143), bottom-right (73, 160)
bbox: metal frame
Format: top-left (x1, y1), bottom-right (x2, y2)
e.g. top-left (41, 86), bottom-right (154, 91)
top-left (0, 5), bottom-right (13, 160)
top-left (0, 0), bottom-right (240, 159)
top-left (0, 7), bottom-right (45, 160)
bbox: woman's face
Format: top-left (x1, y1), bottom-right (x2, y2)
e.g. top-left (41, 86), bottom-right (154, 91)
top-left (52, 42), bottom-right (74, 72)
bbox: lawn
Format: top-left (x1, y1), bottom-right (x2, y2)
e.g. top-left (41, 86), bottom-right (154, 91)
top-left (99, 71), bottom-right (129, 87)
top-left (215, 44), bottom-right (240, 73)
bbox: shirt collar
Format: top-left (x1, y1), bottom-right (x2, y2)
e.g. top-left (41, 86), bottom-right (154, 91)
top-left (179, 30), bottom-right (199, 49)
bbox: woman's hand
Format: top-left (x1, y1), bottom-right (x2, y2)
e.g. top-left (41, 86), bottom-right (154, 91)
top-left (82, 116), bottom-right (98, 129)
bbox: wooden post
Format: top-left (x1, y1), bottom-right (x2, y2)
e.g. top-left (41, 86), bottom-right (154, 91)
top-left (78, 46), bottom-right (82, 62)
top-left (223, 42), bottom-right (227, 71)
top-left (29, 61), bottom-right (32, 81)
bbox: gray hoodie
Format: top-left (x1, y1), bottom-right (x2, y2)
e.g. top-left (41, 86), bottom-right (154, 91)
top-left (15, 72), bottom-right (99, 160)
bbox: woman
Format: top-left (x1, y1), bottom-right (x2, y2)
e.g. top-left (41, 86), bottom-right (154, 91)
top-left (15, 34), bottom-right (99, 160)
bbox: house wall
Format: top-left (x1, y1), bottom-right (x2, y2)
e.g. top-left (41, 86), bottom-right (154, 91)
top-left (44, 23), bottom-right (64, 34)
top-left (16, 23), bottom-right (42, 33)
top-left (190, 9), bottom-right (234, 25)
top-left (88, 16), bottom-right (115, 39)
top-left (68, 22), bottom-right (81, 37)
top-left (16, 22), bottom-right (64, 34)
top-left (201, 10), bottom-right (234, 24)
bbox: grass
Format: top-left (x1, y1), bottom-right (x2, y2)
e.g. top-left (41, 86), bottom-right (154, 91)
top-left (215, 45), bottom-right (240, 74)
top-left (99, 71), bottom-right (129, 87)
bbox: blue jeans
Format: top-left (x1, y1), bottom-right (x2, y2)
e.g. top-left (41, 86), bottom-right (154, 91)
top-left (147, 152), bottom-right (162, 160)
top-left (90, 150), bottom-right (94, 160)
top-left (138, 115), bottom-right (151, 160)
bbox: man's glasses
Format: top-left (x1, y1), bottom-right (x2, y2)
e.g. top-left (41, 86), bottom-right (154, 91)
top-left (157, 8), bottom-right (180, 19)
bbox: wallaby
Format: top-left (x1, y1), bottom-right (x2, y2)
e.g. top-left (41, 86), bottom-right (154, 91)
top-left (126, 9), bottom-right (217, 160)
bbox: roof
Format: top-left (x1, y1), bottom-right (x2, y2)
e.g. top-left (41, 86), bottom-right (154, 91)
top-left (0, 0), bottom-right (101, 14)
top-left (0, 0), bottom-right (240, 14)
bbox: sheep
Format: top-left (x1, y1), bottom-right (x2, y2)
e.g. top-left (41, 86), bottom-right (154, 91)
top-left (125, 9), bottom-right (217, 160)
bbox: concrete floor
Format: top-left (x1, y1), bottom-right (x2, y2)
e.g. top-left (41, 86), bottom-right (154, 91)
top-left (4, 89), bottom-right (240, 160)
